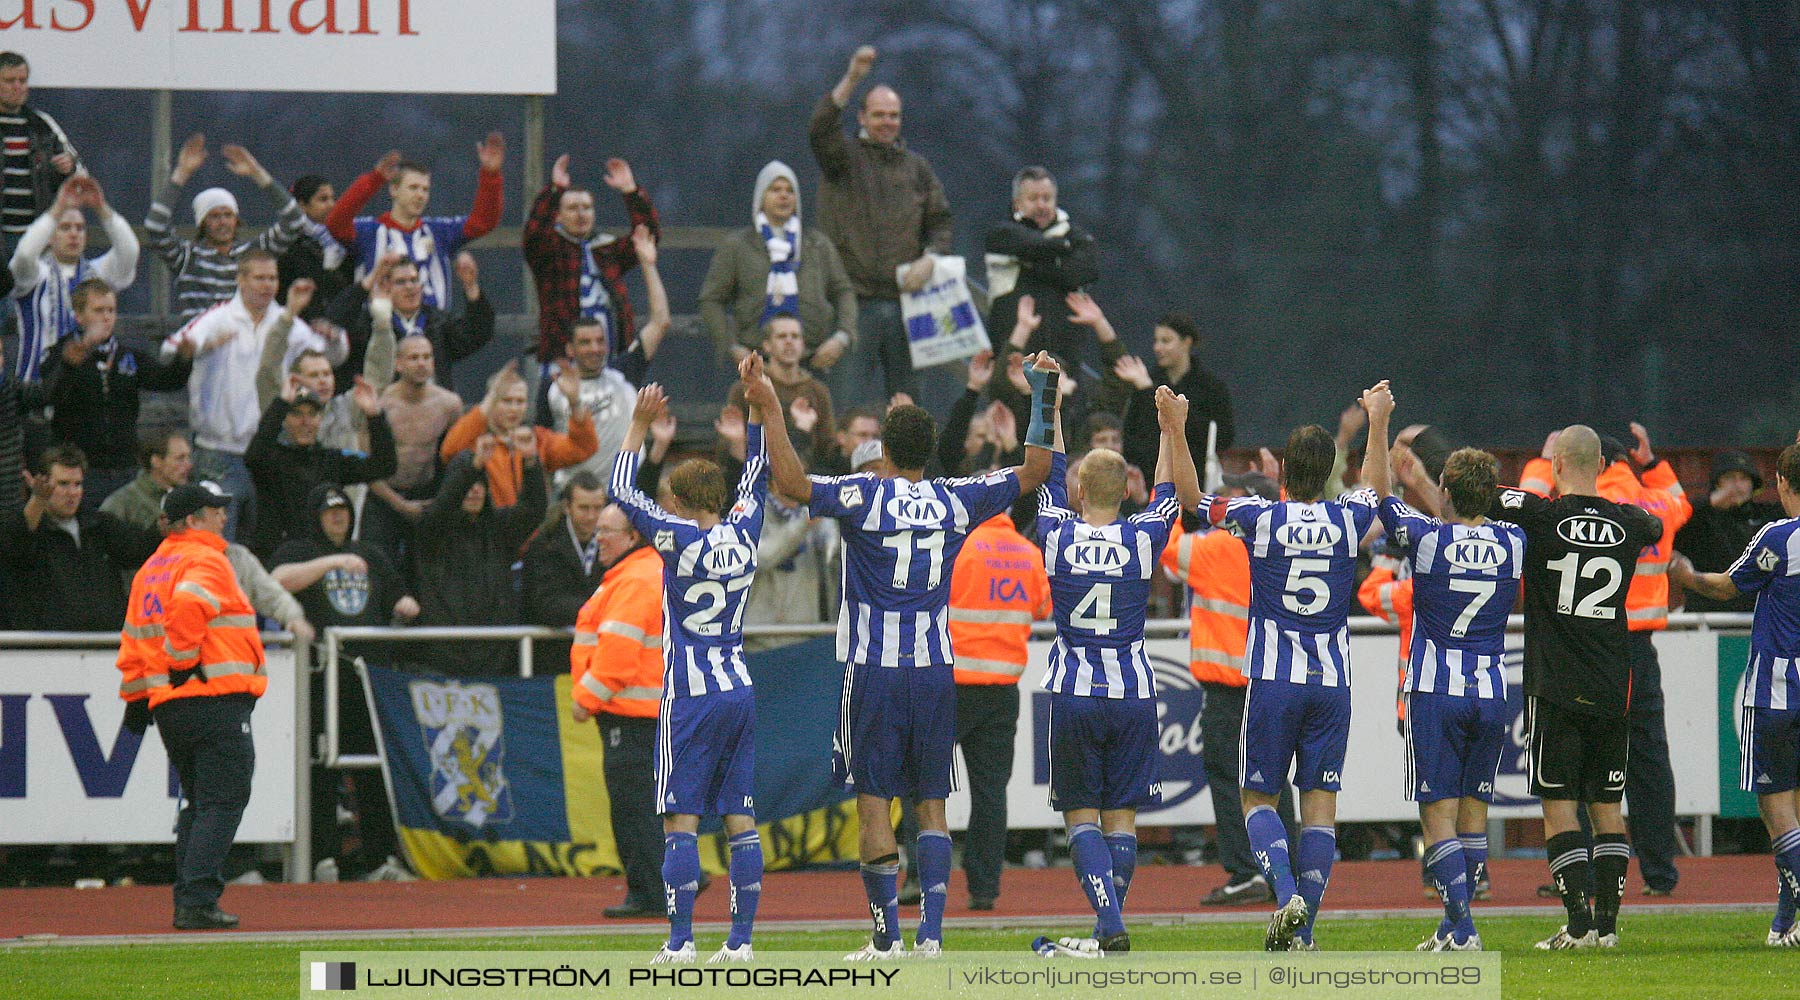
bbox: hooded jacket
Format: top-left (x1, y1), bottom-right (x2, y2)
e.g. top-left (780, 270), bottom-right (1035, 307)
top-left (270, 483), bottom-right (407, 631)
top-left (244, 396), bottom-right (397, 559)
top-left (412, 452), bottom-right (547, 675)
top-left (698, 160), bottom-right (859, 356)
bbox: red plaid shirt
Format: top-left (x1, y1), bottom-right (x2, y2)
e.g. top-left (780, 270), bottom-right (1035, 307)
top-left (523, 183), bottom-right (660, 360)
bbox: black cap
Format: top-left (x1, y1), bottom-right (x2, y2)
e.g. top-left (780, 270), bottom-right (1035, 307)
top-left (310, 482), bottom-right (351, 514)
top-left (1710, 450), bottom-right (1762, 492)
top-left (1600, 435), bottom-right (1631, 465)
top-left (162, 480), bottom-right (233, 521)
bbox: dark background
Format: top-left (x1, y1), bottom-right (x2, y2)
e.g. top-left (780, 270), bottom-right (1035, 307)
top-left (20, 0), bottom-right (1799, 448)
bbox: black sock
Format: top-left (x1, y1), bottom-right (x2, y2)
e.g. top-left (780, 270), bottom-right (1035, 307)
top-left (1590, 833), bottom-right (1631, 936)
top-left (1546, 830), bottom-right (1594, 936)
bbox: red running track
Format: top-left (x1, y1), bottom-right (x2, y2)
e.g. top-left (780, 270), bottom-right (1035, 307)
top-left (0, 856), bottom-right (1773, 941)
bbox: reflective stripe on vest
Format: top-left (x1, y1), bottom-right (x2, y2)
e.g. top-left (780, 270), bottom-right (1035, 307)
top-left (120, 673), bottom-right (168, 695)
top-left (175, 580), bottom-right (222, 611)
top-left (955, 657), bottom-right (1027, 679)
top-left (579, 672), bottom-right (659, 704)
top-left (1634, 561), bottom-right (1669, 576)
top-left (1628, 605), bottom-right (1669, 622)
top-left (948, 607), bottom-right (1034, 626)
top-left (1191, 653), bottom-right (1243, 674)
top-left (122, 622), bottom-right (165, 640)
top-left (201, 661), bottom-right (264, 679)
top-left (212, 614), bottom-right (259, 629)
top-left (597, 620), bottom-right (662, 648)
top-left (163, 640), bottom-right (200, 662)
top-left (1193, 597), bottom-right (1249, 621)
top-left (573, 631), bottom-right (598, 646)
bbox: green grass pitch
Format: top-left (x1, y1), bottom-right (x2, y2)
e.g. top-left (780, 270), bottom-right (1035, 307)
top-left (2, 912), bottom-right (1788, 999)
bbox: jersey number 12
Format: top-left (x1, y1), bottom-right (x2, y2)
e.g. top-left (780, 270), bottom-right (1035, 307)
top-left (1544, 552), bottom-right (1623, 620)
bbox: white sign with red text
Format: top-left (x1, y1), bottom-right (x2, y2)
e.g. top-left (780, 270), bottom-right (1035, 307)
top-left (2, 0), bottom-right (556, 95)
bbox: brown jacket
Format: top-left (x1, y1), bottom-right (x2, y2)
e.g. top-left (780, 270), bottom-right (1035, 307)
top-left (808, 95), bottom-right (954, 299)
top-left (699, 225), bottom-right (859, 355)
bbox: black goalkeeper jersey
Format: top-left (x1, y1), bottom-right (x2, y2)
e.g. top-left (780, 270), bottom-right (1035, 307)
top-left (1490, 488), bottom-right (1664, 717)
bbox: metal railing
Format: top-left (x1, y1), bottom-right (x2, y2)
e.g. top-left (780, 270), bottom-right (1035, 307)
top-left (313, 610), bottom-right (1756, 767)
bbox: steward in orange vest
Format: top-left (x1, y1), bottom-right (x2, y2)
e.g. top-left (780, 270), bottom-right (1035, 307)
top-left (117, 481), bottom-right (265, 931)
top-left (568, 503), bottom-right (668, 915)
top-left (1160, 472), bottom-right (1297, 905)
top-left (946, 509), bottom-right (1050, 907)
top-left (1594, 430), bottom-right (1690, 894)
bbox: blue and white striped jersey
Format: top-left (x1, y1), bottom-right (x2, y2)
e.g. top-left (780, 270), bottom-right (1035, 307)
top-left (808, 468), bottom-right (1021, 667)
top-left (351, 216), bottom-right (468, 312)
top-left (611, 423), bottom-right (767, 698)
top-left (1378, 497), bottom-right (1523, 700)
top-left (1728, 517), bottom-right (1800, 710)
top-left (1200, 489), bottom-right (1380, 687)
top-left (1037, 453), bottom-right (1180, 699)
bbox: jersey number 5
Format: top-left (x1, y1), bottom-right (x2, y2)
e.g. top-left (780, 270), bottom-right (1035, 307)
top-left (1282, 558), bottom-right (1331, 615)
top-left (1544, 553), bottom-right (1623, 620)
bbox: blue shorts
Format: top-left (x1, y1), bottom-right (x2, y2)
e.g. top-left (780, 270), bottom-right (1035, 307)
top-left (655, 686), bottom-right (757, 818)
top-left (1403, 691), bottom-right (1509, 803)
top-left (1240, 679), bottom-right (1351, 794)
top-left (1047, 693), bottom-right (1162, 813)
top-left (1741, 705), bottom-right (1800, 795)
top-left (834, 662), bottom-right (957, 801)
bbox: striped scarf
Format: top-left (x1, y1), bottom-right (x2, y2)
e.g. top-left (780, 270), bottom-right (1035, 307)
top-left (758, 212), bottom-right (800, 325)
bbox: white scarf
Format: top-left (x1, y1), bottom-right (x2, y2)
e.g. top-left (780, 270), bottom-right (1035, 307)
top-left (758, 211), bottom-right (801, 312)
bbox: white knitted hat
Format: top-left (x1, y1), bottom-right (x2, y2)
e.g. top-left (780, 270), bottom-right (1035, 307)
top-left (191, 187), bottom-right (239, 226)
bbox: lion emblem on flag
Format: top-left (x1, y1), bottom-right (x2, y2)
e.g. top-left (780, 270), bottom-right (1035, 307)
top-left (409, 680), bottom-right (513, 828)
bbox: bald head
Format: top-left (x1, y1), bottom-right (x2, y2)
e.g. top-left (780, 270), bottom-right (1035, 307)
top-left (859, 86), bottom-right (902, 145)
top-left (1554, 425), bottom-right (1602, 473)
top-left (1077, 448), bottom-right (1128, 509)
top-left (1552, 423), bottom-right (1603, 493)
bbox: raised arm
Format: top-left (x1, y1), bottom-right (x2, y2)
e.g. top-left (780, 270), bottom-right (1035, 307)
top-left (1361, 379), bottom-right (1394, 498)
top-left (1155, 385), bottom-right (1202, 512)
top-left (1012, 352), bottom-right (1064, 495)
top-left (744, 354), bottom-right (810, 505)
top-left (632, 224), bottom-right (669, 362)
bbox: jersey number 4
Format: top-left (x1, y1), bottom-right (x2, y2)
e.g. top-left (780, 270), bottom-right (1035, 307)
top-left (1544, 552), bottom-right (1623, 620)
top-left (1070, 583), bottom-right (1117, 635)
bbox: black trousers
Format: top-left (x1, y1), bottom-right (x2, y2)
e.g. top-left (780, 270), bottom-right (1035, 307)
top-left (1625, 632), bottom-right (1679, 891)
top-left (1201, 681), bottom-right (1297, 883)
top-left (955, 683), bottom-right (1020, 901)
top-left (309, 668), bottom-right (397, 873)
top-left (155, 693), bottom-right (256, 911)
top-left (598, 715), bottom-right (663, 906)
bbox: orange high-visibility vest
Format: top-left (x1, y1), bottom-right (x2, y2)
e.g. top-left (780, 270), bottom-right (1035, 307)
top-left (1161, 520), bottom-right (1250, 687)
top-left (118, 528), bottom-right (266, 709)
top-left (949, 514), bottom-right (1051, 685)
top-left (1596, 460), bottom-right (1691, 631)
top-left (1519, 457), bottom-right (1555, 497)
top-left (571, 545), bottom-right (665, 718)
top-left (1358, 554), bottom-right (1415, 721)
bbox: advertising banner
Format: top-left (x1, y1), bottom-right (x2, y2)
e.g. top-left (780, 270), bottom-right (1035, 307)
top-left (5, 1), bottom-right (557, 95)
top-left (0, 646), bottom-right (296, 843)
